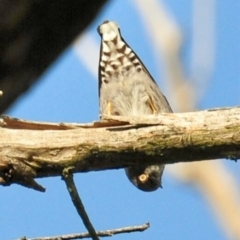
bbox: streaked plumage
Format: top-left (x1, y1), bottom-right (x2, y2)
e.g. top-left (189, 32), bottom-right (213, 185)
top-left (98, 20), bottom-right (172, 191)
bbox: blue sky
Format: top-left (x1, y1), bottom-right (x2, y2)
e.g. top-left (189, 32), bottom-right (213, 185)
top-left (1, 1), bottom-right (240, 239)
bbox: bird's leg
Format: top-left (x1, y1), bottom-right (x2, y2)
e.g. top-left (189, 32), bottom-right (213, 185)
top-left (107, 101), bottom-right (112, 115)
top-left (148, 97), bottom-right (157, 115)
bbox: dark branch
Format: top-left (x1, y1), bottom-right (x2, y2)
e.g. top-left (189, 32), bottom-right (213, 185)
top-left (62, 168), bottom-right (99, 240)
top-left (0, 0), bottom-right (109, 113)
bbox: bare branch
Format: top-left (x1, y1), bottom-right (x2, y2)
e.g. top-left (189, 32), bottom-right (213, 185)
top-left (0, 106), bottom-right (239, 191)
top-left (62, 168), bottom-right (99, 240)
top-left (17, 222), bottom-right (149, 239)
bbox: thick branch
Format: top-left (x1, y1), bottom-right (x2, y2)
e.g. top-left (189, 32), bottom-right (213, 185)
top-left (0, 107), bottom-right (239, 190)
top-left (0, 0), bottom-right (109, 113)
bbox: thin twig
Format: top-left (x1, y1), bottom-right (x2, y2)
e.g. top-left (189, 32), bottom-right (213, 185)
top-left (62, 168), bottom-right (99, 240)
top-left (17, 222), bottom-right (149, 240)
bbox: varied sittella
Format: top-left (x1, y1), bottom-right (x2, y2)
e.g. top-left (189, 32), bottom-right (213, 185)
top-left (97, 20), bottom-right (173, 192)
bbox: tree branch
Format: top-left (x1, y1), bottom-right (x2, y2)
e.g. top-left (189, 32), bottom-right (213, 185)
top-left (62, 168), bottom-right (99, 240)
top-left (18, 222), bottom-right (149, 239)
top-left (0, 106), bottom-right (239, 191)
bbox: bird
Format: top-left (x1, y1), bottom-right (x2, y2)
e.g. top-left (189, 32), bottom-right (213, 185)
top-left (97, 20), bottom-right (173, 192)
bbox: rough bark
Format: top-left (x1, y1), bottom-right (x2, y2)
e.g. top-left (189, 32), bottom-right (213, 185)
top-left (0, 106), bottom-right (239, 191)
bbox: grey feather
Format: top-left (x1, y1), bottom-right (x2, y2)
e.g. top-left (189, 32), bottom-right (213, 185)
top-left (98, 20), bottom-right (172, 192)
